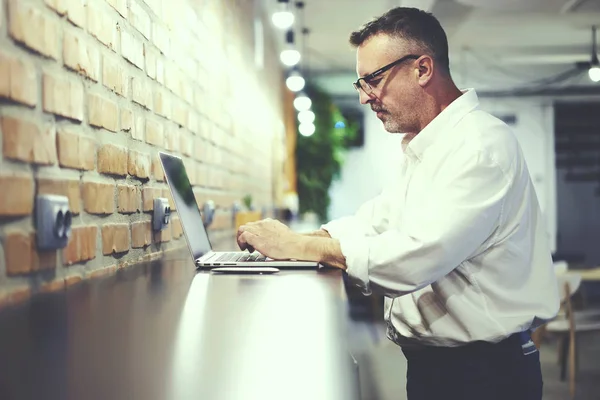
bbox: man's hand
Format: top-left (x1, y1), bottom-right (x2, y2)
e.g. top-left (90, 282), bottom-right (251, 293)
top-left (237, 218), bottom-right (307, 260)
top-left (237, 218), bottom-right (348, 270)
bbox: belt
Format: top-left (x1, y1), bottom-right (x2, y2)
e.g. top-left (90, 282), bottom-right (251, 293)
top-left (402, 330), bottom-right (536, 356)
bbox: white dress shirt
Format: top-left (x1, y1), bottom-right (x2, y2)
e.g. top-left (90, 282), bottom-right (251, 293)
top-left (322, 89), bottom-right (560, 348)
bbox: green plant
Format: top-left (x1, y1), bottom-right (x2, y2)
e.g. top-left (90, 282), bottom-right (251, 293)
top-left (242, 194), bottom-right (253, 210)
top-left (295, 83), bottom-right (359, 222)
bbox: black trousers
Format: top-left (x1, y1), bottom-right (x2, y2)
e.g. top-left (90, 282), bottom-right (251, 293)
top-left (401, 332), bottom-right (543, 400)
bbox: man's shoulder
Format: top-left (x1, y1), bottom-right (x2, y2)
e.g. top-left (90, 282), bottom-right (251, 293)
top-left (452, 110), bottom-right (523, 173)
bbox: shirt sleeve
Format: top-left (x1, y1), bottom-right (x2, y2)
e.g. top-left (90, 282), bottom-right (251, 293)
top-left (320, 191), bottom-right (390, 239)
top-left (341, 148), bottom-right (512, 297)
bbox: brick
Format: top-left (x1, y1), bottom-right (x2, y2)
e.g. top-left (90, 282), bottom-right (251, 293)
top-left (82, 181), bottom-right (115, 214)
top-left (153, 24), bottom-right (170, 56)
top-left (197, 164), bottom-right (209, 186)
top-left (88, 93), bottom-right (119, 132)
top-left (64, 225), bottom-right (97, 265)
top-left (87, 3), bottom-right (118, 50)
top-left (165, 64), bottom-right (180, 94)
top-left (65, 275), bottom-right (83, 287)
top-left (132, 114), bottom-right (144, 141)
top-left (98, 144), bottom-right (127, 176)
top-left (0, 53), bottom-right (38, 106)
top-left (164, 127), bottom-right (178, 151)
top-left (66, 0), bottom-right (86, 28)
top-left (162, 189), bottom-right (176, 211)
top-left (0, 55), bottom-right (8, 97)
top-left (151, 156), bottom-right (164, 181)
top-left (145, 119), bottom-right (164, 146)
top-left (5, 232), bottom-right (33, 275)
top-left (194, 137), bottom-right (209, 162)
top-left (208, 212), bottom-right (232, 231)
top-left (144, 0), bottom-right (161, 16)
top-left (42, 72), bottom-right (84, 121)
top-left (128, 150), bottom-right (150, 179)
top-left (156, 57), bottom-right (165, 84)
top-left (45, 0), bottom-right (85, 28)
top-left (117, 184), bottom-right (140, 213)
top-left (40, 279), bottom-right (66, 294)
top-left (182, 83), bottom-right (193, 107)
top-left (57, 128), bottom-right (96, 170)
top-left (171, 216), bottom-right (183, 238)
top-left (121, 30), bottom-right (144, 70)
top-left (38, 178), bottom-right (81, 214)
top-left (142, 187), bottom-right (162, 211)
top-left (44, 0), bottom-right (67, 15)
top-left (188, 113), bottom-right (198, 135)
top-left (102, 224), bottom-right (130, 254)
top-left (121, 108), bottom-right (133, 131)
top-left (2, 116), bottom-right (57, 165)
top-left (128, 1), bottom-right (150, 39)
top-left (79, 226), bottom-right (97, 261)
top-left (63, 29), bottom-right (99, 81)
top-left (131, 221), bottom-right (151, 248)
top-left (131, 76), bottom-right (151, 109)
top-left (89, 265), bottom-right (117, 279)
top-left (173, 102), bottom-right (189, 127)
top-left (5, 232), bottom-right (57, 275)
top-left (9, 0), bottom-right (60, 59)
top-left (0, 174), bottom-right (34, 216)
top-left (102, 56), bottom-right (128, 96)
top-left (153, 90), bottom-right (170, 118)
top-left (145, 45), bottom-right (157, 80)
top-left (180, 132), bottom-right (192, 156)
top-left (106, 0), bottom-right (127, 17)
top-left (154, 224), bottom-right (172, 243)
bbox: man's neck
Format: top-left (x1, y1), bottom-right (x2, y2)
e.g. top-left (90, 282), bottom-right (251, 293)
top-left (402, 83), bottom-right (463, 151)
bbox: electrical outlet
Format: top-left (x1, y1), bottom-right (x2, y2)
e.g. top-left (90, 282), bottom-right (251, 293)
top-left (36, 195), bottom-right (72, 250)
top-left (202, 200), bottom-right (215, 227)
top-left (153, 198), bottom-right (171, 231)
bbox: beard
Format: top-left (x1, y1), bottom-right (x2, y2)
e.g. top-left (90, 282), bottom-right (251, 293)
top-left (375, 109), bottom-right (405, 133)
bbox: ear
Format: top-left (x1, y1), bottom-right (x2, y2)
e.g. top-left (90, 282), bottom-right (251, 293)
top-left (415, 55), bottom-right (434, 87)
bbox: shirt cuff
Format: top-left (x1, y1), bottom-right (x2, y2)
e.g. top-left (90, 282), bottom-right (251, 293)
top-left (322, 222), bottom-right (372, 295)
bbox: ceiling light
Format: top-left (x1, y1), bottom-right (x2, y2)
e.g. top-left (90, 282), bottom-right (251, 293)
top-left (298, 110), bottom-right (315, 124)
top-left (280, 29), bottom-right (300, 66)
top-left (286, 70), bottom-right (305, 92)
top-left (299, 122), bottom-right (315, 137)
top-left (589, 66), bottom-right (600, 82)
top-left (272, 0), bottom-right (294, 29)
top-left (280, 49), bottom-right (301, 66)
top-left (293, 93), bottom-right (312, 111)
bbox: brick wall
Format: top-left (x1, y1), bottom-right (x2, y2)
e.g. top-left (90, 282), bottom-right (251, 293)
top-left (0, 0), bottom-right (288, 304)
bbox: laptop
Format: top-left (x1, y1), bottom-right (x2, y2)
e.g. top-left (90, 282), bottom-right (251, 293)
top-left (159, 152), bottom-right (319, 269)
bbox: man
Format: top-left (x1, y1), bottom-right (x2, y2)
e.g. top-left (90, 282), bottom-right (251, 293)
top-left (237, 7), bottom-right (559, 400)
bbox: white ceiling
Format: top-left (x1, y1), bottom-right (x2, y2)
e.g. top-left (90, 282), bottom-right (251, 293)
top-left (261, 0), bottom-right (600, 96)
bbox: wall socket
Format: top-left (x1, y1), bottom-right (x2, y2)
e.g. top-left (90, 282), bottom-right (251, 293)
top-left (36, 195), bottom-right (72, 250)
top-left (153, 198), bottom-right (171, 231)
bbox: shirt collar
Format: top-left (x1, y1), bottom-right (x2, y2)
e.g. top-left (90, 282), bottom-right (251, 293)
top-left (404, 88), bottom-right (480, 161)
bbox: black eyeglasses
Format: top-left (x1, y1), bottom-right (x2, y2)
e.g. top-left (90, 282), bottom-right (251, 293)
top-left (353, 54), bottom-right (421, 95)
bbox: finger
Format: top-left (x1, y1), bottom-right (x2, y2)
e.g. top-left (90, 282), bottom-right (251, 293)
top-left (237, 229), bottom-right (255, 251)
top-left (237, 232), bottom-right (248, 251)
top-left (239, 231), bottom-right (258, 253)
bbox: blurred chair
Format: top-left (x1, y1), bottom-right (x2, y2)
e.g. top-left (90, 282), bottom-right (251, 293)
top-left (544, 273), bottom-right (600, 399)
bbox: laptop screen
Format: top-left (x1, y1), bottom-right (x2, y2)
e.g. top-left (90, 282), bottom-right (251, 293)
top-left (159, 152), bottom-right (212, 260)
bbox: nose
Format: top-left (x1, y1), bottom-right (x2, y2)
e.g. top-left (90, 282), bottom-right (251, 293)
top-left (358, 89), bottom-right (373, 105)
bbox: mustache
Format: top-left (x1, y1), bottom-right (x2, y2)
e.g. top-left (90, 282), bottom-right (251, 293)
top-left (371, 106), bottom-right (386, 113)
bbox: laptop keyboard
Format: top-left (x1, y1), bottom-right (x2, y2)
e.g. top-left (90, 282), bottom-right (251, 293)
top-left (215, 252), bottom-right (267, 262)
